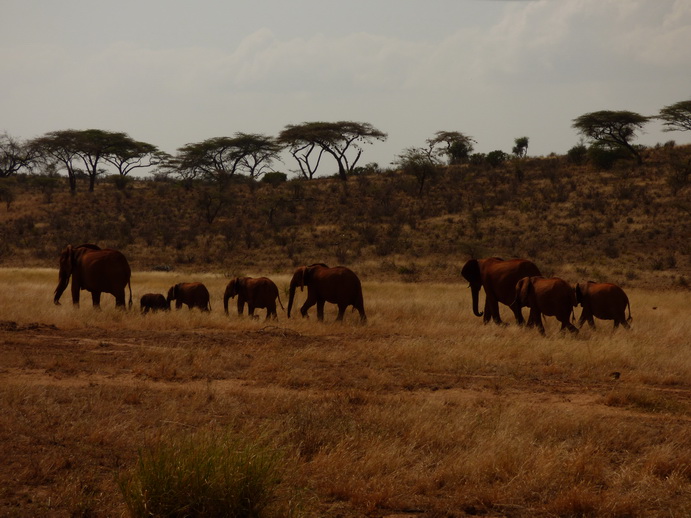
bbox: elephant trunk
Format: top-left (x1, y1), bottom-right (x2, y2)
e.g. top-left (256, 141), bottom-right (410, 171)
top-left (287, 284), bottom-right (296, 318)
top-left (470, 284), bottom-right (483, 317)
top-left (54, 274), bottom-right (70, 305)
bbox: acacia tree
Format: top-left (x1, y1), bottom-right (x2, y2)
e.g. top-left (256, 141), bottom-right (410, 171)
top-left (167, 133), bottom-right (280, 187)
top-left (572, 110), bottom-right (650, 165)
top-left (1, 132), bottom-right (39, 177)
top-left (30, 130), bottom-right (83, 193)
top-left (233, 133), bottom-right (282, 180)
top-left (426, 131), bottom-right (476, 165)
top-left (394, 147), bottom-right (441, 196)
top-left (658, 100), bottom-right (691, 132)
top-left (512, 136), bottom-right (529, 158)
top-left (103, 139), bottom-right (167, 177)
top-left (278, 121), bottom-right (387, 181)
top-left (31, 129), bottom-right (160, 192)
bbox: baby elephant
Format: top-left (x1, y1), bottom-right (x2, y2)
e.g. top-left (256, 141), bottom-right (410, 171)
top-left (576, 281), bottom-right (631, 329)
top-left (223, 276), bottom-right (284, 320)
top-left (167, 282), bottom-right (211, 311)
top-left (513, 276), bottom-right (578, 335)
top-left (140, 293), bottom-right (170, 314)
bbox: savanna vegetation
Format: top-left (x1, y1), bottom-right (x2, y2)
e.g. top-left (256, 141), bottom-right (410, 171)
top-left (0, 104), bottom-right (690, 516)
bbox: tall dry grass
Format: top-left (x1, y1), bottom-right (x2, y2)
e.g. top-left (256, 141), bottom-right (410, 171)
top-left (0, 267), bottom-right (689, 516)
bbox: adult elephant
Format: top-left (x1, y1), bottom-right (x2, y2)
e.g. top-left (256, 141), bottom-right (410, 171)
top-left (167, 282), bottom-right (211, 311)
top-left (287, 264), bottom-right (366, 322)
top-left (53, 244), bottom-right (132, 308)
top-left (223, 276), bottom-right (284, 320)
top-left (460, 257), bottom-right (541, 325)
top-left (140, 293), bottom-right (170, 314)
top-left (576, 281), bottom-right (631, 329)
top-left (513, 276), bottom-right (578, 335)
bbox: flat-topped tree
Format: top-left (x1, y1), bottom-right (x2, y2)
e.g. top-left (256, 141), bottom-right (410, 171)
top-left (166, 133), bottom-right (281, 188)
top-left (279, 121), bottom-right (387, 181)
top-left (1, 132), bottom-right (39, 178)
top-left (658, 100), bottom-right (691, 133)
top-left (426, 131), bottom-right (476, 165)
top-left (572, 110), bottom-right (650, 165)
top-left (31, 129), bottom-right (159, 193)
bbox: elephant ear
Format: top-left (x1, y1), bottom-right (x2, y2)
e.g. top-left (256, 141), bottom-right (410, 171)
top-left (58, 245), bottom-right (74, 275)
top-left (460, 259), bottom-right (480, 286)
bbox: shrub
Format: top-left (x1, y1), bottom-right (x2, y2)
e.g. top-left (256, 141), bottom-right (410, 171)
top-left (262, 172), bottom-right (288, 186)
top-left (485, 150), bottom-right (509, 168)
top-left (118, 430), bottom-right (300, 518)
top-left (567, 143), bottom-right (588, 165)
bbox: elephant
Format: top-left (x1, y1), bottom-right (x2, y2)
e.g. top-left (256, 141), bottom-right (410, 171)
top-left (166, 282), bottom-right (211, 311)
top-left (575, 281), bottom-right (632, 329)
top-left (223, 276), bottom-right (284, 320)
top-left (287, 264), bottom-right (366, 322)
top-left (513, 276), bottom-right (578, 335)
top-left (54, 244), bottom-right (132, 308)
top-left (140, 293), bottom-right (170, 314)
top-left (461, 257), bottom-right (542, 325)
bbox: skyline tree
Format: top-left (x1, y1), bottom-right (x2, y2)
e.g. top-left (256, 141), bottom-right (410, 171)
top-left (572, 110), bottom-right (650, 165)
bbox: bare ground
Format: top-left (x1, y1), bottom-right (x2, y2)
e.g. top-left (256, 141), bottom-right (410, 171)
top-left (1, 321), bottom-right (690, 517)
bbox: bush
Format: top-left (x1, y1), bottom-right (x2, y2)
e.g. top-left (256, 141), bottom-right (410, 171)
top-left (567, 143), bottom-right (588, 165)
top-left (262, 172), bottom-right (288, 186)
top-left (587, 144), bottom-right (629, 170)
top-left (118, 430), bottom-right (300, 518)
top-left (486, 150), bottom-right (509, 168)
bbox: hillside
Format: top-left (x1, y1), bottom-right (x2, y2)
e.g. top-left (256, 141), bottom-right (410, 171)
top-left (0, 144), bottom-right (689, 289)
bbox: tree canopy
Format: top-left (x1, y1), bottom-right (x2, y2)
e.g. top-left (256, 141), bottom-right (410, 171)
top-left (658, 100), bottom-right (691, 133)
top-left (167, 133), bottom-right (281, 187)
top-left (278, 121), bottom-right (387, 181)
top-left (425, 131), bottom-right (476, 165)
top-left (1, 132), bottom-right (38, 178)
top-left (512, 136), bottom-right (529, 158)
top-left (30, 129), bottom-right (160, 192)
top-left (572, 110), bottom-right (650, 165)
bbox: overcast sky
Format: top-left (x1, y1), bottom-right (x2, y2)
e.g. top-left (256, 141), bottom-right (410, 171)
top-left (2, 0), bottom-right (690, 175)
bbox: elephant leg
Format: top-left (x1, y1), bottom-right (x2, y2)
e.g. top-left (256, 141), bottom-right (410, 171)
top-left (509, 301), bottom-right (525, 325)
top-left (300, 296), bottom-right (317, 318)
top-left (316, 300), bottom-right (326, 321)
top-left (560, 320), bottom-right (579, 334)
top-left (71, 283), bottom-right (81, 307)
top-left (91, 291), bottom-right (101, 308)
top-left (336, 304), bottom-right (346, 322)
top-left (114, 290), bottom-right (126, 308)
top-left (482, 298), bottom-right (493, 324)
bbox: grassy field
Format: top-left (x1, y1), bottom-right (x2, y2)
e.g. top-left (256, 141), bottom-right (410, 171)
top-left (0, 268), bottom-right (689, 517)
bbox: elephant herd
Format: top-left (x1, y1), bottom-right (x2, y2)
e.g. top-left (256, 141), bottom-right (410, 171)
top-left (53, 244), bottom-right (630, 332)
top-left (53, 244), bottom-right (366, 322)
top-left (461, 257), bottom-right (632, 334)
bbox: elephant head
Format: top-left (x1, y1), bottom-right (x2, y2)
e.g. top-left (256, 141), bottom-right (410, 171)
top-left (287, 267), bottom-right (307, 318)
top-left (166, 284), bottom-right (179, 303)
top-left (460, 259), bottom-right (483, 317)
top-left (223, 277), bottom-right (245, 314)
top-left (53, 245), bottom-right (74, 305)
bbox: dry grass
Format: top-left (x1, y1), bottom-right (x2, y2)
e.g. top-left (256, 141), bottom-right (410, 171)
top-left (0, 268), bottom-right (689, 517)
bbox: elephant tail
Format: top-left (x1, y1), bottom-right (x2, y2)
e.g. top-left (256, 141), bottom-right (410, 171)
top-left (128, 281), bottom-right (133, 310)
top-left (277, 292), bottom-right (285, 311)
top-left (626, 300), bottom-right (632, 323)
